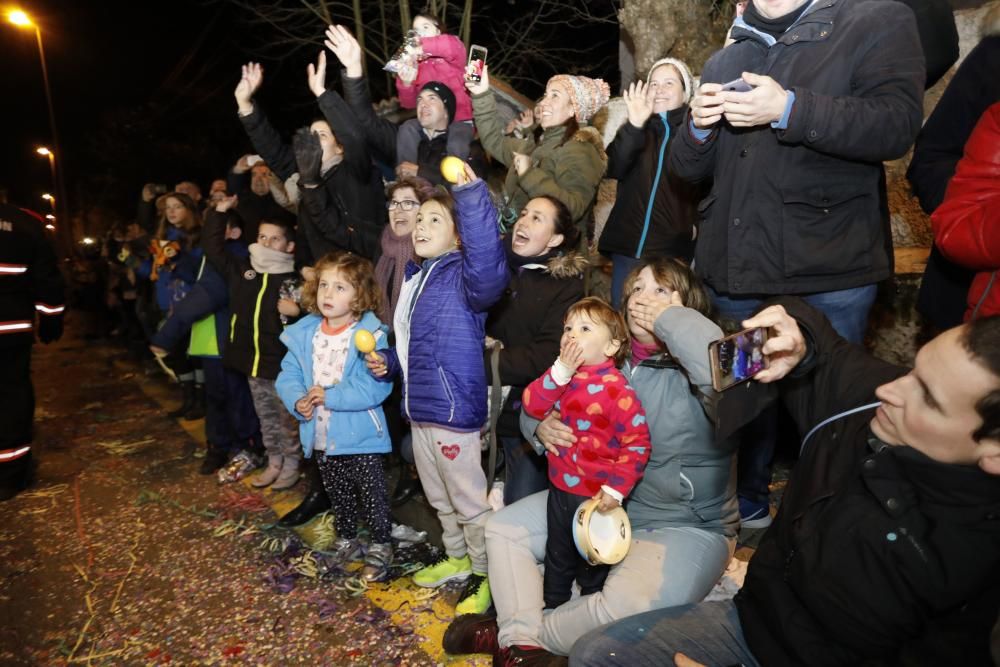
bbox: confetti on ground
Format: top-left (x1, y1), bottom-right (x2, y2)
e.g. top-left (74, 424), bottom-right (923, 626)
top-left (0, 337), bottom-right (492, 666)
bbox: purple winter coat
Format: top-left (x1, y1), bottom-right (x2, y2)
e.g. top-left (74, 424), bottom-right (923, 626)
top-left (378, 179), bottom-right (507, 431)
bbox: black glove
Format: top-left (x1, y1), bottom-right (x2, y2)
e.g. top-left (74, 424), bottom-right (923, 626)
top-left (37, 314), bottom-right (64, 344)
top-left (293, 127), bottom-right (323, 186)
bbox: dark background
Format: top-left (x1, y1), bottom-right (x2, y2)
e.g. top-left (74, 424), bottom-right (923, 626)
top-left (0, 0), bottom-right (620, 230)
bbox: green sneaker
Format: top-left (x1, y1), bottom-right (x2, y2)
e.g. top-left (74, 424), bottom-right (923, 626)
top-left (412, 553), bottom-right (472, 588)
top-left (455, 573), bottom-right (491, 615)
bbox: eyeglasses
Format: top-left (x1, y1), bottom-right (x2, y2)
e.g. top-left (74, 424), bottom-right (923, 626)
top-left (387, 199), bottom-right (420, 211)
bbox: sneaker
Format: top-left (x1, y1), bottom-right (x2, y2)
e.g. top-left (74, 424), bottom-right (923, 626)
top-left (455, 573), bottom-right (491, 615)
top-left (739, 497), bottom-right (773, 530)
top-left (442, 612), bottom-right (499, 655)
top-left (412, 553), bottom-right (472, 588)
top-left (360, 542), bottom-right (393, 582)
top-left (329, 537), bottom-right (364, 567)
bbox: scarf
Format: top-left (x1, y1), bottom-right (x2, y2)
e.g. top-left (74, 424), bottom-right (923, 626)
top-left (248, 243), bottom-right (295, 274)
top-left (743, 0), bottom-right (811, 39)
top-left (630, 338), bottom-right (662, 366)
top-left (374, 225), bottom-right (417, 326)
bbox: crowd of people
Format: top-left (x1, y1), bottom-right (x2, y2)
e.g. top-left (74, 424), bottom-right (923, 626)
top-left (33, 0), bottom-right (1000, 665)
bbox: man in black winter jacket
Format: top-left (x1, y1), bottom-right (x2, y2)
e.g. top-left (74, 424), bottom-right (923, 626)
top-left (670, 0), bottom-right (926, 529)
top-left (571, 302), bottom-right (1000, 667)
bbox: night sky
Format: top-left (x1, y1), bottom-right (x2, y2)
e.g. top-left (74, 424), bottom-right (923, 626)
top-left (1, 0), bottom-right (618, 226)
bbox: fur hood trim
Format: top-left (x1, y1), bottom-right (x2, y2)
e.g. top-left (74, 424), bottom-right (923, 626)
top-left (571, 125), bottom-right (608, 165)
top-left (545, 251), bottom-right (588, 279)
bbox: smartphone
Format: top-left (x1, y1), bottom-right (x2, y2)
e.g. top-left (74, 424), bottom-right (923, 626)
top-left (721, 77), bottom-right (753, 93)
top-left (708, 327), bottom-right (769, 392)
top-left (466, 44), bottom-right (488, 82)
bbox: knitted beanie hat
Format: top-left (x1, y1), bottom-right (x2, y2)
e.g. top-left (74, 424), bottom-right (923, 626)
top-left (647, 57), bottom-right (694, 105)
top-left (419, 81), bottom-right (457, 124)
top-left (547, 74), bottom-right (611, 123)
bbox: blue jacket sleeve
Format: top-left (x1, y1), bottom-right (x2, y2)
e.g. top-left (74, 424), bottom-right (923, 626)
top-left (323, 361), bottom-right (393, 411)
top-left (453, 179), bottom-right (509, 312)
top-left (375, 346), bottom-right (401, 383)
top-left (275, 348), bottom-right (310, 422)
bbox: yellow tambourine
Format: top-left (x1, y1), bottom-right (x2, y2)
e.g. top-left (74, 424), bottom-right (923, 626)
top-left (572, 497), bottom-right (632, 566)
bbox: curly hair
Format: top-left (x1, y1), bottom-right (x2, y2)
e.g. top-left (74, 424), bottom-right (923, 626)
top-left (301, 251), bottom-right (383, 320)
top-left (564, 296), bottom-right (630, 367)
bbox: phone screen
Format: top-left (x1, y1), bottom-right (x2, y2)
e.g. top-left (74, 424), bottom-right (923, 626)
top-left (709, 327), bottom-right (768, 391)
top-left (467, 44), bottom-right (487, 82)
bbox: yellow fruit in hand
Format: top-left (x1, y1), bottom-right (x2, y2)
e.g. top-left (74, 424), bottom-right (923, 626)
top-left (440, 156), bottom-right (465, 184)
top-left (354, 329), bottom-right (376, 354)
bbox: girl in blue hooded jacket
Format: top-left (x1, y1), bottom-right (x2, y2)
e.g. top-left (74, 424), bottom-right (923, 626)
top-left (367, 166), bottom-right (507, 615)
top-left (276, 251), bottom-right (394, 582)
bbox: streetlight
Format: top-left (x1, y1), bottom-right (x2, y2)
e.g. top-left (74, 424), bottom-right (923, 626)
top-left (8, 9), bottom-right (69, 256)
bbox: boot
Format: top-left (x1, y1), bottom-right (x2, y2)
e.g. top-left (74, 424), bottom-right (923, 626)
top-left (0, 452), bottom-right (35, 502)
top-left (278, 460), bottom-right (330, 526)
top-left (391, 464), bottom-right (422, 507)
top-left (168, 380), bottom-right (195, 419)
top-left (182, 383), bottom-right (205, 421)
top-left (252, 455), bottom-right (283, 487)
top-left (199, 443), bottom-right (230, 475)
top-left (271, 457), bottom-right (301, 490)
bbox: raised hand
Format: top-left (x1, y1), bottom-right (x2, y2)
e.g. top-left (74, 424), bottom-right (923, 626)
top-left (292, 127), bottom-right (323, 186)
top-left (465, 64), bottom-right (491, 96)
top-left (558, 339), bottom-right (585, 371)
top-left (215, 194), bottom-right (238, 213)
top-left (235, 62), bottom-right (264, 115)
top-left (307, 51), bottom-right (328, 98)
top-left (740, 304), bottom-right (807, 383)
top-left (324, 25), bottom-right (363, 78)
top-left (454, 160), bottom-right (479, 186)
top-left (623, 80), bottom-right (654, 128)
top-left (628, 290), bottom-right (683, 333)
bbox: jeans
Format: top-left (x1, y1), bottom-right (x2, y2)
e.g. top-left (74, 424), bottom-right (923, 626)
top-left (709, 284), bottom-right (877, 505)
top-left (610, 254), bottom-right (644, 310)
top-left (501, 435), bottom-right (548, 505)
top-left (568, 600), bottom-right (760, 667)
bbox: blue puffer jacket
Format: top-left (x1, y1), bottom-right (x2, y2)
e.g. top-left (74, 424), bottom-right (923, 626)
top-left (378, 179), bottom-right (508, 431)
top-left (276, 312), bottom-right (393, 459)
top-left (151, 241), bottom-right (248, 355)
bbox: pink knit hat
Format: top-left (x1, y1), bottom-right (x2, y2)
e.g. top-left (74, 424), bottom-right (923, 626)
top-left (547, 74), bottom-right (611, 123)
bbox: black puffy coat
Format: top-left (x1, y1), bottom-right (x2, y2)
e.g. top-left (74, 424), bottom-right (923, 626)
top-left (669, 0), bottom-right (924, 296)
top-left (485, 250), bottom-right (586, 437)
top-left (721, 298), bottom-right (1000, 667)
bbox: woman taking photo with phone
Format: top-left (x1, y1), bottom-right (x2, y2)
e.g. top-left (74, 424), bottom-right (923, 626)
top-left (467, 67), bottom-right (609, 238)
top-left (443, 257), bottom-right (740, 664)
top-left (598, 58), bottom-right (705, 309)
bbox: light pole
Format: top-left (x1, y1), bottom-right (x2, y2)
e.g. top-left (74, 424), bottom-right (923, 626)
top-left (8, 9), bottom-right (70, 257)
